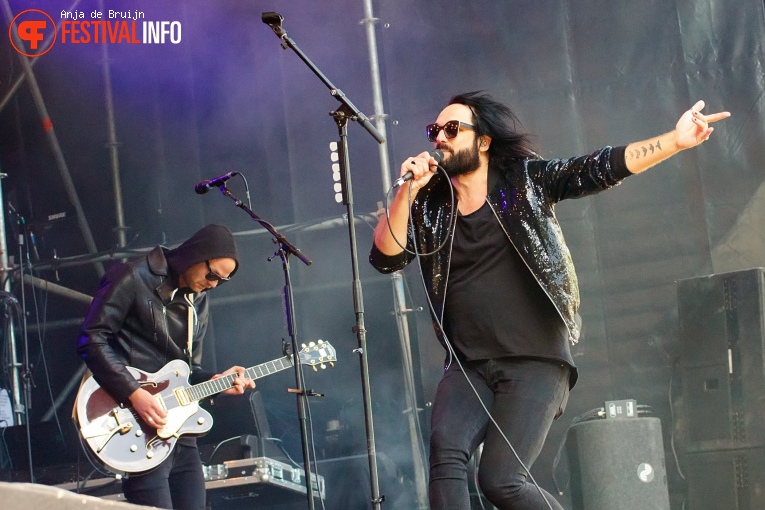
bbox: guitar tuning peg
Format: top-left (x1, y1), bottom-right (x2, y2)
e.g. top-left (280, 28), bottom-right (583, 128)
top-left (312, 365), bottom-right (318, 372)
top-left (329, 362), bottom-right (335, 368)
top-left (320, 363), bottom-right (326, 370)
top-left (301, 343), bottom-right (307, 349)
top-left (309, 341), bottom-right (316, 347)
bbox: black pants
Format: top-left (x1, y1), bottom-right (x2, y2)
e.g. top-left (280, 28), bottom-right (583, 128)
top-left (429, 358), bottom-right (569, 510)
top-left (122, 442), bottom-right (206, 510)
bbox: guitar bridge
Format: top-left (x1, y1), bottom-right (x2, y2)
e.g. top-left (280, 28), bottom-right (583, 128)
top-left (80, 408), bottom-right (135, 453)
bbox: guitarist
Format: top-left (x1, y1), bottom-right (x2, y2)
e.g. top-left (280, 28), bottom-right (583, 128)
top-left (77, 223), bottom-right (255, 509)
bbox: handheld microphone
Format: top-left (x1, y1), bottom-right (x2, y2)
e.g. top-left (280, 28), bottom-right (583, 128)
top-left (194, 172), bottom-right (239, 195)
top-left (392, 150), bottom-right (444, 188)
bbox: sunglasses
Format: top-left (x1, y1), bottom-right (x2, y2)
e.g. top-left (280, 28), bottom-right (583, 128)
top-left (205, 260), bottom-right (230, 284)
top-left (426, 120), bottom-right (475, 143)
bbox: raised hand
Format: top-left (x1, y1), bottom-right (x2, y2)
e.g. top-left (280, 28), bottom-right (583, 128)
top-left (674, 100), bottom-right (731, 149)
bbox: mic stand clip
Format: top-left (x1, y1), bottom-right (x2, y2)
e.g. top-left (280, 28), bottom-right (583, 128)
top-left (287, 388), bottom-right (324, 398)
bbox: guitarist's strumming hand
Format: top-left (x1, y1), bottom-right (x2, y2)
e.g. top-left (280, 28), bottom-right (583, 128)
top-left (129, 387), bottom-right (168, 429)
top-left (214, 365), bottom-right (256, 395)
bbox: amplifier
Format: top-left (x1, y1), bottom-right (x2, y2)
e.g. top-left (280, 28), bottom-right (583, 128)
top-left (205, 456), bottom-right (325, 509)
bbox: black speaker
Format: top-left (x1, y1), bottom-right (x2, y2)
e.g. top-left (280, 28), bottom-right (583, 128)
top-left (567, 418), bottom-right (670, 510)
top-left (3, 420), bottom-right (81, 470)
top-left (677, 268), bottom-right (765, 451)
top-left (685, 447), bottom-right (765, 510)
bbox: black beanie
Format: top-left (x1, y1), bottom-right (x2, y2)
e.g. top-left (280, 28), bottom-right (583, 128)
top-left (165, 224), bottom-right (239, 277)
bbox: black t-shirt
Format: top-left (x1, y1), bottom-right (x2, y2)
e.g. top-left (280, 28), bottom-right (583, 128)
top-left (443, 201), bottom-right (574, 369)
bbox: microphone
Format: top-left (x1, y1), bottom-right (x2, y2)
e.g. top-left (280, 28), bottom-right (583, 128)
top-left (261, 12), bottom-right (284, 27)
top-left (28, 228), bottom-right (40, 262)
top-left (392, 150), bottom-right (444, 188)
top-left (261, 12), bottom-right (286, 38)
top-left (194, 172), bottom-right (239, 195)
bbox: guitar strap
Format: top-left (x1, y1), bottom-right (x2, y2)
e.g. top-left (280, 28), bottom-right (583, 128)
top-left (185, 293), bottom-right (196, 368)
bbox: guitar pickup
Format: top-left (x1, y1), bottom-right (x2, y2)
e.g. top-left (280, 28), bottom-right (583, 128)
top-left (174, 387), bottom-right (191, 406)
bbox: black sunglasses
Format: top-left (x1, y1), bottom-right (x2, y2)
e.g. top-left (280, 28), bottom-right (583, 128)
top-left (205, 260), bottom-right (230, 283)
top-left (426, 120), bottom-right (475, 143)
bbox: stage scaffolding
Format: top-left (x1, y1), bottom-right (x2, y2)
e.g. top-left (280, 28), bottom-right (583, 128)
top-left (1, 1), bottom-right (429, 504)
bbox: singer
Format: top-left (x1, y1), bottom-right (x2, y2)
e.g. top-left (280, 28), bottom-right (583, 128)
top-left (77, 224), bottom-right (255, 509)
top-left (370, 92), bottom-right (730, 509)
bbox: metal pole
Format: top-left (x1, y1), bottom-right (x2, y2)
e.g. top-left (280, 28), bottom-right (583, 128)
top-left (41, 364), bottom-right (86, 422)
top-left (0, 0), bottom-right (83, 114)
top-left (360, 2), bottom-right (429, 507)
top-left (0, 173), bottom-right (23, 427)
top-left (1, 0), bottom-right (104, 278)
top-left (22, 273), bottom-right (92, 305)
top-left (98, 0), bottom-right (127, 250)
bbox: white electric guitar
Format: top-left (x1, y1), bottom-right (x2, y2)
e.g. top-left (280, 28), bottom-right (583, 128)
top-left (75, 340), bottom-right (335, 474)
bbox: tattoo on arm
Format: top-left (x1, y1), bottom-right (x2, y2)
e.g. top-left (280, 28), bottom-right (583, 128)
top-left (627, 139), bottom-right (663, 161)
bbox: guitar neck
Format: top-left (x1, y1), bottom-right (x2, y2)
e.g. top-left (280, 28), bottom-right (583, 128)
top-left (185, 355), bottom-right (294, 402)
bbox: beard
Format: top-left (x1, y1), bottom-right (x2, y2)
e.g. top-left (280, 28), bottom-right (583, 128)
top-left (440, 141), bottom-right (481, 178)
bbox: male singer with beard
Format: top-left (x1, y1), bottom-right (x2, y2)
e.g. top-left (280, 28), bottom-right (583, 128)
top-left (370, 92), bottom-right (729, 509)
top-left (78, 224), bottom-right (255, 510)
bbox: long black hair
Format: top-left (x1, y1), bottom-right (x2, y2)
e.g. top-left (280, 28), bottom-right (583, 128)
top-left (448, 91), bottom-right (539, 166)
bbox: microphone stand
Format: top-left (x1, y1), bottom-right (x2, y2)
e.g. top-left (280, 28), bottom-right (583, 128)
top-left (6, 207), bottom-right (35, 482)
top-left (212, 185), bottom-right (317, 509)
top-left (17, 223), bottom-right (34, 482)
top-left (262, 12), bottom-right (386, 509)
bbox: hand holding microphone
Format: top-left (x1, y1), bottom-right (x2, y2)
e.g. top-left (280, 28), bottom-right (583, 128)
top-left (392, 149), bottom-right (444, 188)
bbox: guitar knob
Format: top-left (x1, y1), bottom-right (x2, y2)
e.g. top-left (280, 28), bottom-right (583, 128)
top-left (130, 445), bottom-right (137, 452)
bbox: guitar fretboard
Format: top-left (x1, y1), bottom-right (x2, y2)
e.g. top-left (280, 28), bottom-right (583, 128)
top-left (184, 355), bottom-right (293, 402)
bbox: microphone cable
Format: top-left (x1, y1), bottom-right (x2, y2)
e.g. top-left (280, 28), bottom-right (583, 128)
top-left (388, 170), bottom-right (556, 510)
top-left (382, 162), bottom-right (455, 257)
top-left (412, 247), bottom-right (556, 510)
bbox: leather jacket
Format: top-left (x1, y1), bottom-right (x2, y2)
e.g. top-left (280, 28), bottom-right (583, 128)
top-left (370, 146), bottom-right (631, 347)
top-left (78, 246), bottom-right (213, 404)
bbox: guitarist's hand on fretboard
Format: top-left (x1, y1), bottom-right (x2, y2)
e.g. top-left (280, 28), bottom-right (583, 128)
top-left (129, 387), bottom-right (167, 428)
top-left (76, 341), bottom-right (336, 474)
top-left (213, 365), bottom-right (256, 396)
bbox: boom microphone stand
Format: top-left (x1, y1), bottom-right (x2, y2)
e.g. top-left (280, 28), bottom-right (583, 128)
top-left (201, 183), bottom-right (317, 508)
top-left (261, 12), bottom-right (386, 509)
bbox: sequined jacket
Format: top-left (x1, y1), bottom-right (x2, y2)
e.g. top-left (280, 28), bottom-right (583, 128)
top-left (370, 146), bottom-right (631, 346)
